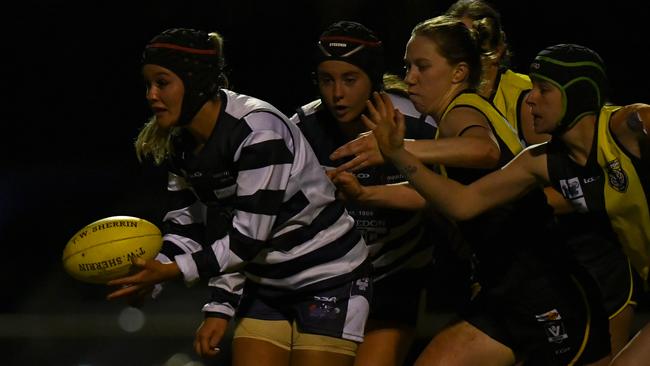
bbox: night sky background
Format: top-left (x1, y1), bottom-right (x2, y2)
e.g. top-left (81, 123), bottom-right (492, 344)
top-left (2, 1), bottom-right (649, 364)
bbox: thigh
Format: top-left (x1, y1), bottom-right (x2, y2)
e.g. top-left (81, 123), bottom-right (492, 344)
top-left (292, 320), bottom-right (358, 362)
top-left (414, 320), bottom-right (515, 366)
top-left (609, 304), bottom-right (635, 357)
top-left (354, 319), bottom-right (416, 366)
top-left (233, 317), bottom-right (293, 354)
top-left (611, 322), bottom-right (650, 366)
top-left (232, 331), bottom-right (291, 366)
top-left (290, 349), bottom-right (355, 366)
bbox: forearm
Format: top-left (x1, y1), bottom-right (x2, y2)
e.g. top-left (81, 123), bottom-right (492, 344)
top-left (386, 148), bottom-right (477, 220)
top-left (404, 137), bottom-right (500, 168)
top-left (356, 182), bottom-right (427, 210)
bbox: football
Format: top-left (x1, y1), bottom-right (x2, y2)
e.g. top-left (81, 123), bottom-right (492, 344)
top-left (62, 216), bottom-right (163, 284)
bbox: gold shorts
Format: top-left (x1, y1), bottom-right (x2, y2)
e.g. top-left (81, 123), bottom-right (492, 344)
top-left (233, 317), bottom-right (358, 356)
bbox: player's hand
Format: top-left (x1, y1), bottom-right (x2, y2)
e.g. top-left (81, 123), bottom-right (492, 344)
top-left (106, 258), bottom-right (181, 300)
top-left (361, 92), bottom-right (406, 160)
top-left (330, 131), bottom-right (384, 173)
top-left (328, 170), bottom-right (365, 202)
top-left (194, 317), bottom-right (229, 358)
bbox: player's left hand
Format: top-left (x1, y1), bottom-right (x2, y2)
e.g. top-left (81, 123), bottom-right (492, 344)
top-left (327, 170), bottom-right (365, 202)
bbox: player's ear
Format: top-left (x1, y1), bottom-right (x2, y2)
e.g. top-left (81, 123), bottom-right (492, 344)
top-left (451, 62), bottom-right (469, 84)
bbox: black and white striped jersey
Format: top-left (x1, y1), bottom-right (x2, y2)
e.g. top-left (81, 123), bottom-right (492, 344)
top-left (156, 89), bottom-right (369, 317)
top-left (290, 93), bottom-right (436, 282)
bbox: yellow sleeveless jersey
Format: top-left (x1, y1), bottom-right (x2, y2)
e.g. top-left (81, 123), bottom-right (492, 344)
top-left (547, 105), bottom-right (650, 281)
top-left (597, 105), bottom-right (650, 281)
top-left (439, 91), bottom-right (523, 160)
top-left (492, 69), bottom-right (532, 143)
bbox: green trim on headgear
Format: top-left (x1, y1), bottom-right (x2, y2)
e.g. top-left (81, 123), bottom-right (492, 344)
top-left (529, 44), bottom-right (608, 135)
top-left (529, 73), bottom-right (568, 128)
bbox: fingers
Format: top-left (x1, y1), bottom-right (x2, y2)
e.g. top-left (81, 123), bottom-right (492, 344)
top-left (395, 109), bottom-right (406, 135)
top-left (330, 144), bottom-right (352, 161)
top-left (333, 155), bottom-right (367, 174)
top-left (325, 169), bottom-right (337, 180)
top-left (106, 273), bottom-right (140, 287)
top-left (106, 283), bottom-right (142, 300)
top-left (194, 319), bottom-right (224, 359)
top-left (194, 333), bottom-right (220, 358)
top-left (360, 113), bottom-right (376, 131)
top-left (330, 135), bottom-right (365, 160)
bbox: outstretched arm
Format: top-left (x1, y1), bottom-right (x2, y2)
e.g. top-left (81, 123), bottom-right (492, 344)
top-left (329, 125), bottom-right (500, 173)
top-left (365, 92), bottom-right (544, 221)
top-left (327, 169), bottom-right (427, 210)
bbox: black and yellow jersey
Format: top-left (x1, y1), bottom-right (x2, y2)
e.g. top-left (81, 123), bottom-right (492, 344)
top-left (547, 105), bottom-right (650, 281)
top-left (438, 91), bottom-right (522, 183)
top-left (437, 91), bottom-right (563, 288)
top-left (491, 69), bottom-right (532, 145)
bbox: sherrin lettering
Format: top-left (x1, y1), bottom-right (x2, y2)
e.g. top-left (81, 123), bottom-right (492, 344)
top-left (62, 216), bottom-right (162, 284)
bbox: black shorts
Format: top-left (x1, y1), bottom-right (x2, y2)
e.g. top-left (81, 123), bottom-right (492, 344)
top-left (564, 225), bottom-right (638, 316)
top-left (236, 276), bottom-right (373, 342)
top-left (369, 267), bottom-right (430, 325)
top-left (461, 270), bottom-right (610, 365)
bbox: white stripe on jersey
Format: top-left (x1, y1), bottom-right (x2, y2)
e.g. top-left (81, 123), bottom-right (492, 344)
top-left (162, 200), bottom-right (207, 225)
top-left (236, 164), bottom-right (292, 197)
top-left (201, 303), bottom-right (236, 317)
top-left (163, 233), bottom-right (203, 253)
top-left (245, 236), bottom-right (368, 289)
top-left (250, 213), bottom-right (356, 264)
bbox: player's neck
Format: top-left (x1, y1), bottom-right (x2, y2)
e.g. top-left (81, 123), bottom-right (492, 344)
top-left (187, 98), bottom-right (222, 146)
top-left (562, 115), bottom-right (596, 166)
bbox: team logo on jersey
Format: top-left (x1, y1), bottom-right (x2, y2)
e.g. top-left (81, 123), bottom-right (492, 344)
top-left (605, 159), bottom-right (628, 192)
top-left (535, 309), bottom-right (568, 343)
top-left (355, 277), bottom-right (370, 292)
top-left (308, 296), bottom-right (341, 319)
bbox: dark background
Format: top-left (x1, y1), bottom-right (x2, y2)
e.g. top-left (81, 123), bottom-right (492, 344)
top-left (2, 1), bottom-right (649, 365)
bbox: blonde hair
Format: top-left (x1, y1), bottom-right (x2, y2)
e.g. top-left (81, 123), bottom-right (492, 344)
top-left (382, 73), bottom-right (409, 98)
top-left (134, 31), bottom-right (226, 165)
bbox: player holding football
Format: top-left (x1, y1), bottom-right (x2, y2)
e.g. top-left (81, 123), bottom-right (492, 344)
top-left (107, 28), bottom-right (372, 366)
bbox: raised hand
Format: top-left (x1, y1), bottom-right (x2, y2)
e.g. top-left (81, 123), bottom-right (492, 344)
top-left (106, 258), bottom-right (181, 300)
top-left (361, 92), bottom-right (406, 160)
top-left (330, 131), bottom-right (384, 173)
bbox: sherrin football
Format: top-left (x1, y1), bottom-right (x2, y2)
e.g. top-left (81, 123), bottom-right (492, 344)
top-left (62, 216), bottom-right (162, 284)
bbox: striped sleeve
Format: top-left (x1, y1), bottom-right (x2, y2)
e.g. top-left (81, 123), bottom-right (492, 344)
top-left (156, 171), bottom-right (207, 265)
top-left (201, 272), bottom-right (246, 319)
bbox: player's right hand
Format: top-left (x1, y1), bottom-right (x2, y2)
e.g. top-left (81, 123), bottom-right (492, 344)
top-left (106, 258), bottom-right (180, 300)
top-left (194, 317), bottom-right (229, 358)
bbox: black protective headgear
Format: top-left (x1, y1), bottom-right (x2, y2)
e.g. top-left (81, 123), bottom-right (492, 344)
top-left (142, 28), bottom-right (225, 126)
top-left (316, 21), bottom-right (385, 91)
top-left (529, 44), bottom-right (608, 135)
